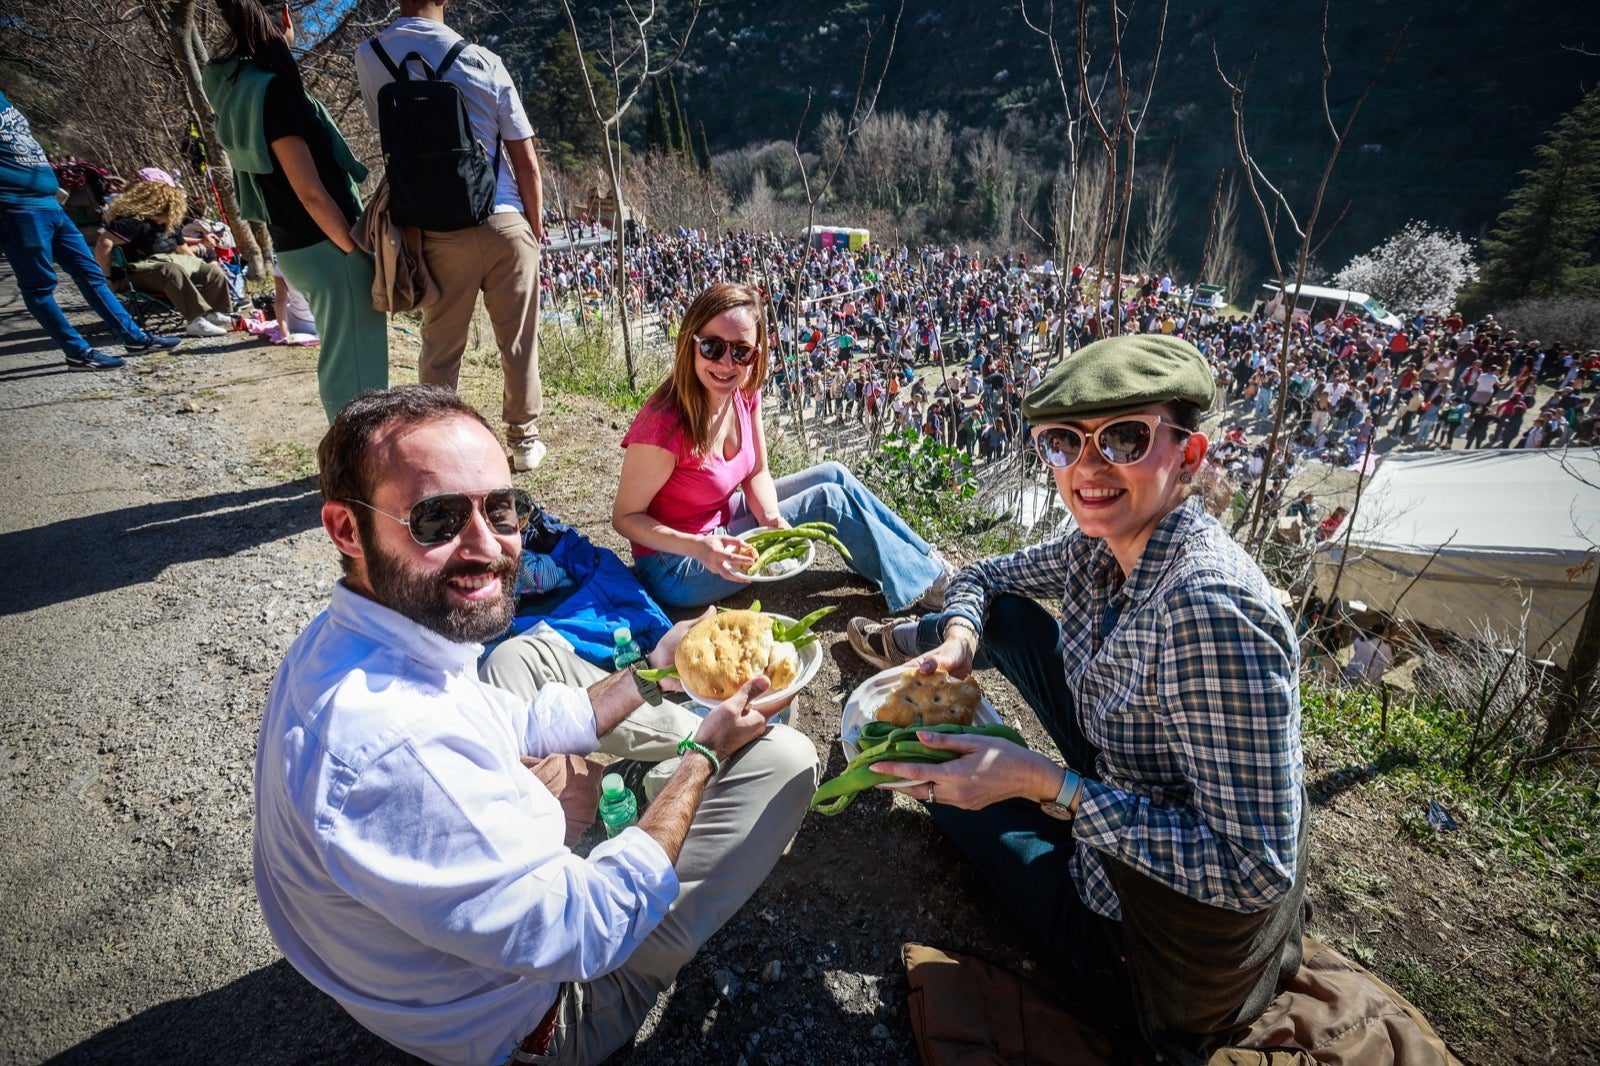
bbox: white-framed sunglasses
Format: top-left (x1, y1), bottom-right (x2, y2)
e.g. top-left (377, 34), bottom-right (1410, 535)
top-left (1032, 414), bottom-right (1193, 469)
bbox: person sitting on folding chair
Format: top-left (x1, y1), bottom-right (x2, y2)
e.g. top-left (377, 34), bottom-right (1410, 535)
top-left (93, 168), bottom-right (235, 337)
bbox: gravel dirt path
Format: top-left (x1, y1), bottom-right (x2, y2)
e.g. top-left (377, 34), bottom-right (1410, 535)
top-left (4, 263), bottom-right (1595, 1066)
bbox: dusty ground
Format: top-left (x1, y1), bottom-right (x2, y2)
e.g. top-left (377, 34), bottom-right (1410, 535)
top-left (2, 265), bottom-right (1595, 1065)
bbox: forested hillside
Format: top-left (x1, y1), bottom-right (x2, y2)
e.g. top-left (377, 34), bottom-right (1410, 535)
top-left (468, 0), bottom-right (1600, 270)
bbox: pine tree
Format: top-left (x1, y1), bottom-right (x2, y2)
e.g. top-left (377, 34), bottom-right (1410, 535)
top-left (666, 73), bottom-right (691, 161)
top-left (696, 121), bottom-right (712, 172)
top-left (1475, 87), bottom-right (1600, 305)
top-left (645, 79), bottom-right (672, 155)
top-left (526, 35), bottom-right (614, 172)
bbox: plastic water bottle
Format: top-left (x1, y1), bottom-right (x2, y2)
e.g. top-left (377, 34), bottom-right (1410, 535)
top-left (612, 627), bottom-right (643, 670)
top-left (598, 773), bottom-right (638, 837)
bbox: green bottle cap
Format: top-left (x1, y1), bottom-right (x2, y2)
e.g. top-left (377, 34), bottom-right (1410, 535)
top-left (601, 773), bottom-right (626, 798)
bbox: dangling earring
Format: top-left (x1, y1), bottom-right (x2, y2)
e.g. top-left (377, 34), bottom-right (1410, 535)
top-left (1178, 471), bottom-right (1195, 484)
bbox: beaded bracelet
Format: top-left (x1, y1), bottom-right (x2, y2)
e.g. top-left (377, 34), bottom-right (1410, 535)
top-left (676, 735), bottom-right (722, 777)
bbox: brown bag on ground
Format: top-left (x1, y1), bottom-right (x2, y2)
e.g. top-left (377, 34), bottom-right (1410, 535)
top-left (1213, 937), bottom-right (1463, 1065)
top-left (901, 943), bottom-right (1122, 1066)
top-left (902, 938), bottom-right (1461, 1066)
top-left (522, 754), bottom-right (604, 847)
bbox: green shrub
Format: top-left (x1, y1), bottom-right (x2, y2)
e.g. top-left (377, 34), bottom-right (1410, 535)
top-left (855, 428), bottom-right (1019, 551)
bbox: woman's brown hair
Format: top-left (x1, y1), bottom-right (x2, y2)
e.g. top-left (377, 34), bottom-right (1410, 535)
top-left (645, 283), bottom-right (770, 456)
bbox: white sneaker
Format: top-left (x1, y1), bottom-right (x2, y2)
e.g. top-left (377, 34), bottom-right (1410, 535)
top-left (511, 440), bottom-right (547, 472)
top-left (185, 316), bottom-right (228, 337)
top-left (204, 311), bottom-right (234, 327)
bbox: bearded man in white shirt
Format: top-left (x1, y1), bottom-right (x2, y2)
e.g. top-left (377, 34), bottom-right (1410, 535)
top-left (255, 385), bottom-right (815, 1066)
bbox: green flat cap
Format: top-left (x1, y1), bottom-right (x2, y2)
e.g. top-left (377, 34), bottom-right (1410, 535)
top-left (1022, 334), bottom-right (1215, 422)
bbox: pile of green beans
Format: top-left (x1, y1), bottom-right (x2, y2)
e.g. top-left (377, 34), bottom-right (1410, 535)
top-left (742, 522), bottom-right (852, 576)
top-left (809, 722), bottom-right (1029, 816)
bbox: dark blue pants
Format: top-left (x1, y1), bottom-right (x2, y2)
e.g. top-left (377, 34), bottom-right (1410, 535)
top-left (912, 595), bottom-right (1136, 1034)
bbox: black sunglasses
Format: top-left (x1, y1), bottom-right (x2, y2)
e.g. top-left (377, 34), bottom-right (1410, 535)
top-left (694, 334), bottom-right (759, 366)
top-left (344, 488), bottom-right (535, 546)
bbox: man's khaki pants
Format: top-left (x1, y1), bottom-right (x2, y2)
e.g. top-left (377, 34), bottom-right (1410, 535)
top-left (418, 213), bottom-right (543, 447)
top-left (480, 635), bottom-right (818, 1065)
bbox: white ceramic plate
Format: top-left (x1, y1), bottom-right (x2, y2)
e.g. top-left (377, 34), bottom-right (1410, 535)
top-left (721, 527), bottom-right (817, 582)
top-left (839, 664), bottom-right (1001, 761)
top-left (678, 613), bottom-right (825, 713)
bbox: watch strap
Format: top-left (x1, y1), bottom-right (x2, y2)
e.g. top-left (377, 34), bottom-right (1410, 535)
top-left (630, 662), bottom-right (662, 704)
top-left (1040, 767), bottom-right (1083, 821)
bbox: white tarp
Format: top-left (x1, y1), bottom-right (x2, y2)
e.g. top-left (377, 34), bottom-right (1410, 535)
top-left (1316, 449), bottom-right (1600, 666)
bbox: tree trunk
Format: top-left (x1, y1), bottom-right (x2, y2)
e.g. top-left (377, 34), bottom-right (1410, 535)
top-left (604, 125), bottom-right (636, 390)
top-left (1540, 570), bottom-right (1600, 758)
top-left (158, 0), bottom-right (269, 279)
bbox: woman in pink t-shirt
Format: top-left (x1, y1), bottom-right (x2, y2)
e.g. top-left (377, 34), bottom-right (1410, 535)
top-left (613, 283), bottom-right (951, 610)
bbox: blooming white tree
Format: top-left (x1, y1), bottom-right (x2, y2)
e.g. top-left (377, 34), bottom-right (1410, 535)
top-left (1334, 221), bottom-right (1479, 314)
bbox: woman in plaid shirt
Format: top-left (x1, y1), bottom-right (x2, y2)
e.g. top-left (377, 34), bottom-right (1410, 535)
top-left (853, 335), bottom-right (1307, 1063)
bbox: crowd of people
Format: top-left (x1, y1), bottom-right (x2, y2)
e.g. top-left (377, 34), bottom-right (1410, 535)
top-left (536, 229), bottom-right (1600, 486)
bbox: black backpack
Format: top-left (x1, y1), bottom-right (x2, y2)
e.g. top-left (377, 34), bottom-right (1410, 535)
top-left (369, 38), bottom-right (500, 231)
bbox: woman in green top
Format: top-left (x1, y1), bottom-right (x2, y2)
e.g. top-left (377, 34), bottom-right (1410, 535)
top-left (203, 0), bottom-right (387, 420)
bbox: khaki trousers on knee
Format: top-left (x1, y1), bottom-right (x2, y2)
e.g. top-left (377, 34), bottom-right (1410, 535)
top-left (480, 634), bottom-right (818, 1066)
top-left (417, 213), bottom-right (543, 446)
top-left (130, 253), bottom-right (231, 321)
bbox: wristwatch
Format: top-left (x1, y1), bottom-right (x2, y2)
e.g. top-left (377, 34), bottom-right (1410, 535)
top-left (630, 662), bottom-right (662, 704)
top-left (1040, 768), bottom-right (1083, 821)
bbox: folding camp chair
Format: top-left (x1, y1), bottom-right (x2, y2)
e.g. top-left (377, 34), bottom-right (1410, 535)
top-left (108, 244), bottom-right (185, 333)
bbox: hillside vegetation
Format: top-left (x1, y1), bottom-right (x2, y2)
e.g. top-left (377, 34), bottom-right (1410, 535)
top-left (472, 0), bottom-right (1600, 272)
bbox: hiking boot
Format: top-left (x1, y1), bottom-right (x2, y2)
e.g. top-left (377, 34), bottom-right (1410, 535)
top-left (65, 349), bottom-right (125, 370)
top-left (185, 316), bottom-right (228, 337)
top-left (847, 616), bottom-right (915, 671)
top-left (125, 333), bottom-right (182, 353)
top-left (512, 440), bottom-right (548, 472)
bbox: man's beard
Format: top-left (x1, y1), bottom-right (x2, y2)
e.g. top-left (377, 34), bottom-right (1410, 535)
top-left (363, 538), bottom-right (518, 644)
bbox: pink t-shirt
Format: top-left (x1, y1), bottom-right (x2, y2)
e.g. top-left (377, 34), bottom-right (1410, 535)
top-left (620, 389), bottom-right (760, 557)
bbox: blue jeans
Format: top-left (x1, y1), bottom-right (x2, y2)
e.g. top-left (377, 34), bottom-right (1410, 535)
top-left (909, 594), bottom-right (1137, 1030)
top-left (634, 461), bottom-right (943, 611)
top-left (0, 203), bottom-right (147, 358)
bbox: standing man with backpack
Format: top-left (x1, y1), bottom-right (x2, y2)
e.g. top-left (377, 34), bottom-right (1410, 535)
top-left (355, 0), bottom-right (550, 472)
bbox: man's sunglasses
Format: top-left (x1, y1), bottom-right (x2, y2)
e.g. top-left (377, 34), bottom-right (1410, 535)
top-left (1032, 415), bottom-right (1193, 469)
top-left (694, 334), bottom-right (759, 366)
top-left (344, 488), bottom-right (536, 546)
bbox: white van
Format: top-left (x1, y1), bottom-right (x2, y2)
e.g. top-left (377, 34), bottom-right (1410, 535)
top-left (1256, 282), bottom-right (1402, 330)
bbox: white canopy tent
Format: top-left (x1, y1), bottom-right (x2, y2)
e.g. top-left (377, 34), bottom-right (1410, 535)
top-left (1316, 449), bottom-right (1600, 667)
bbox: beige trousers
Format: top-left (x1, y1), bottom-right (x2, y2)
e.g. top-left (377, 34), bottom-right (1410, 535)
top-left (129, 253), bottom-right (231, 322)
top-left (418, 213), bottom-right (543, 446)
top-left (480, 635), bottom-right (817, 1066)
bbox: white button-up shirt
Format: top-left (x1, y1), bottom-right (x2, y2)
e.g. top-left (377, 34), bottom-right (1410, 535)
top-left (255, 584), bottom-right (676, 1066)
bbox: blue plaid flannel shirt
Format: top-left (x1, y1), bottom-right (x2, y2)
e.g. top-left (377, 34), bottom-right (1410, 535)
top-left (941, 496), bottom-right (1303, 920)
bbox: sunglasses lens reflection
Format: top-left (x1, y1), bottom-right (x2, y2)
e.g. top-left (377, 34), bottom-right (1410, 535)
top-left (697, 337), bottom-right (757, 366)
top-left (1099, 420), bottom-right (1154, 464)
top-left (408, 490), bottom-right (531, 544)
top-left (1037, 428), bottom-right (1082, 468)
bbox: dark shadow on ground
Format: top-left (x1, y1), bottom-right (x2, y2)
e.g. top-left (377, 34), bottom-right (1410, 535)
top-left (40, 959), bottom-right (417, 1066)
top-left (1307, 747), bottom-right (1422, 806)
top-left (0, 477), bottom-right (321, 616)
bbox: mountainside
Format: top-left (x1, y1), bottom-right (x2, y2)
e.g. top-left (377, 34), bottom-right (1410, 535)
top-left (474, 0), bottom-right (1600, 271)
